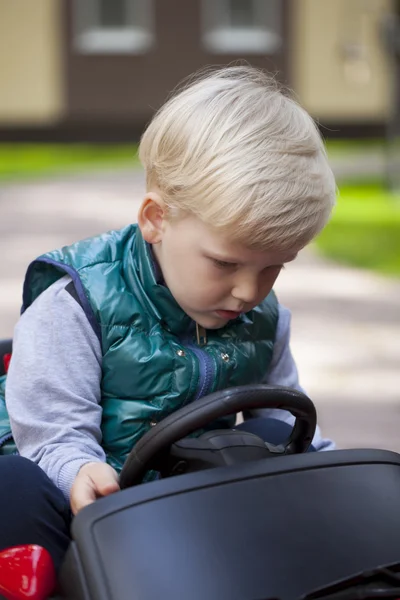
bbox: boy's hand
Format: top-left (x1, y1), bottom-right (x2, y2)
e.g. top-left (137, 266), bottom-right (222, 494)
top-left (70, 462), bottom-right (120, 515)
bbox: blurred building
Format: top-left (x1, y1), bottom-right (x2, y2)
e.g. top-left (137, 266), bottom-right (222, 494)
top-left (0, 0), bottom-right (397, 141)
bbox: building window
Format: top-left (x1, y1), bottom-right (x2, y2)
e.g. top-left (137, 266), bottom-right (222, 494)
top-left (74, 0), bottom-right (155, 54)
top-left (202, 0), bottom-right (282, 54)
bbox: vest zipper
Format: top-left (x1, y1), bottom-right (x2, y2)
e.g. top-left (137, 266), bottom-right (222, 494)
top-left (189, 344), bottom-right (215, 400)
top-left (183, 324), bottom-right (215, 401)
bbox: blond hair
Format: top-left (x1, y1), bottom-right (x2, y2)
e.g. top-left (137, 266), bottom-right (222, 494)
top-left (139, 65), bottom-right (336, 252)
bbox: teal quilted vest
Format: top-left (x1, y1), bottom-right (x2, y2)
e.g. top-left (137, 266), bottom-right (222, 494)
top-left (0, 225), bottom-right (279, 470)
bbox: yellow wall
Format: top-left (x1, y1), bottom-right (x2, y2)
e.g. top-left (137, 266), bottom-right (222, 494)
top-left (0, 0), bottom-right (64, 124)
top-left (292, 0), bottom-right (394, 121)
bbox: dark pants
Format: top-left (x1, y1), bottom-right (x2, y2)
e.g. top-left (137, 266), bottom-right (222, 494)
top-left (0, 418), bottom-right (313, 573)
top-left (0, 455), bottom-right (71, 573)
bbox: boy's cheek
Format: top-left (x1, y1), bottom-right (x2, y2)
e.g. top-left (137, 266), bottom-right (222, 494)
top-left (177, 284), bottom-right (214, 309)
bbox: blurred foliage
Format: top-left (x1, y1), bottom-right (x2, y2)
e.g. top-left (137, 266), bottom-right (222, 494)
top-left (325, 138), bottom-right (385, 157)
top-left (0, 139), bottom-right (388, 180)
top-left (315, 183), bottom-right (400, 277)
top-left (0, 144), bottom-right (139, 180)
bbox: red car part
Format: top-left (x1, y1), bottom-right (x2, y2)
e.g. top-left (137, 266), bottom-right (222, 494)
top-left (3, 353), bottom-right (11, 374)
top-left (0, 545), bottom-right (56, 600)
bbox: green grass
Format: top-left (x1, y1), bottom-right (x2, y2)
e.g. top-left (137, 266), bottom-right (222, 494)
top-left (325, 138), bottom-right (386, 158)
top-left (0, 138), bottom-right (390, 181)
top-left (0, 144), bottom-right (139, 181)
top-left (314, 183), bottom-right (400, 277)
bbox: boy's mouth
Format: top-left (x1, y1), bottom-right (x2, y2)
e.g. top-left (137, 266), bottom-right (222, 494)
top-left (215, 310), bottom-right (242, 320)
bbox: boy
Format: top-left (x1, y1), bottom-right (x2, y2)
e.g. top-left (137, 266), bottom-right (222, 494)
top-left (0, 65), bottom-right (336, 570)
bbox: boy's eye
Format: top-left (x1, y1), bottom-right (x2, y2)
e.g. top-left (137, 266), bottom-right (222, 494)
top-left (211, 258), bottom-right (237, 269)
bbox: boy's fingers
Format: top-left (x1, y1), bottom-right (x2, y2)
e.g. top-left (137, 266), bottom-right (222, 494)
top-left (91, 466), bottom-right (120, 497)
top-left (70, 477), bottom-right (97, 515)
top-left (71, 462), bottom-right (120, 514)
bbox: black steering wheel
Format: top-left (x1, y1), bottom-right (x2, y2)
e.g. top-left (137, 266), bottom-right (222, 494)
top-left (120, 384), bottom-right (317, 489)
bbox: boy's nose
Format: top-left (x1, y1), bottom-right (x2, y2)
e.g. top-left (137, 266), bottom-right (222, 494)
top-left (231, 277), bottom-right (259, 305)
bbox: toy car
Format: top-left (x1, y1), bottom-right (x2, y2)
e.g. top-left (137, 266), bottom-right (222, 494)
top-left (1, 338), bottom-right (400, 600)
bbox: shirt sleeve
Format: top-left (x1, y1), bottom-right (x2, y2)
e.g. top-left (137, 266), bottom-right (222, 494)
top-left (6, 275), bottom-right (106, 501)
top-left (248, 303), bottom-right (336, 451)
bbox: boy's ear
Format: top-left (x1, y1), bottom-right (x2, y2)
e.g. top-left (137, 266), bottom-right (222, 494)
top-left (137, 192), bottom-right (166, 244)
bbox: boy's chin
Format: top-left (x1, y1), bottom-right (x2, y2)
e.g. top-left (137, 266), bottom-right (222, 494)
top-left (190, 312), bottom-right (229, 330)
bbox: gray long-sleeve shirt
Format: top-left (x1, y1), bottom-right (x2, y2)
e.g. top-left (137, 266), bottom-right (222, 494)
top-left (6, 275), bottom-right (334, 500)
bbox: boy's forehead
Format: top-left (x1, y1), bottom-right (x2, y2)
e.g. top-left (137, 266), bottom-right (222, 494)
top-left (176, 215), bottom-right (298, 263)
top-left (199, 235), bottom-right (298, 265)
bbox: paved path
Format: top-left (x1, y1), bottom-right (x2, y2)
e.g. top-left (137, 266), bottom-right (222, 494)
top-left (1, 167), bottom-right (399, 451)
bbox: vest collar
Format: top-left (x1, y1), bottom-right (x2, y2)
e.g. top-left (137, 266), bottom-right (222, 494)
top-left (132, 226), bottom-right (194, 336)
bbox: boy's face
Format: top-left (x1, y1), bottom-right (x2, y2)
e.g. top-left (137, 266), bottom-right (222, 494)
top-left (151, 214), bottom-right (297, 330)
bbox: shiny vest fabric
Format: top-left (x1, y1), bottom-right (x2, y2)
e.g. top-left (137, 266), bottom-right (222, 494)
top-left (0, 225), bottom-right (278, 469)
